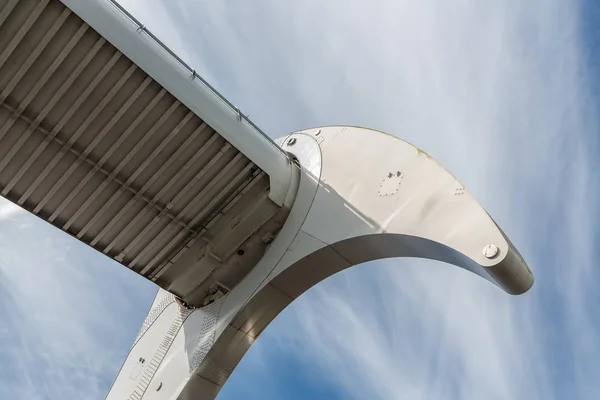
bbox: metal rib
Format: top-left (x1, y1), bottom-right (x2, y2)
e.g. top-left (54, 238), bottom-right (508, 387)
top-left (18, 50), bottom-right (122, 206)
top-left (0, 21), bottom-right (88, 179)
top-left (117, 143), bottom-right (233, 264)
top-left (77, 111), bottom-right (195, 239)
top-left (165, 156), bottom-right (250, 235)
top-left (31, 62), bottom-right (137, 213)
top-left (150, 171), bottom-right (265, 280)
top-left (106, 0), bottom-right (287, 161)
top-left (19, 24), bottom-right (89, 108)
top-left (218, 170), bottom-right (266, 216)
top-left (0, 0), bottom-right (19, 28)
top-left (147, 163), bottom-right (258, 278)
top-left (0, 3), bottom-right (67, 145)
top-left (0, 0), bottom-right (49, 70)
top-left (47, 76), bottom-right (155, 224)
top-left (91, 122), bottom-right (210, 247)
top-left (62, 98), bottom-right (180, 231)
top-left (102, 132), bottom-right (223, 254)
top-left (1, 37), bottom-right (106, 196)
top-left (130, 152), bottom-right (247, 271)
top-left (0, 98), bottom-right (195, 240)
top-left (0, 8), bottom-right (71, 103)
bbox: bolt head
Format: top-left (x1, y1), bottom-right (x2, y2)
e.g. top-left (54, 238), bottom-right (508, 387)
top-left (287, 137), bottom-right (296, 146)
top-left (483, 244), bottom-right (499, 259)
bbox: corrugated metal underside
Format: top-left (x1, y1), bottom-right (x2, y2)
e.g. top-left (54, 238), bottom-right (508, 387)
top-left (0, 0), bottom-right (271, 282)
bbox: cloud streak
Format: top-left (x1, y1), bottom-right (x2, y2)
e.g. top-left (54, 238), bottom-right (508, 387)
top-left (0, 200), bottom-right (156, 399)
top-left (0, 201), bottom-right (21, 220)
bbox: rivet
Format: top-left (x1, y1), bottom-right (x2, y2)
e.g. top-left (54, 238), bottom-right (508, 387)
top-left (315, 129), bottom-right (321, 136)
top-left (287, 137), bottom-right (296, 146)
top-left (156, 382), bottom-right (163, 391)
top-left (483, 244), bottom-right (499, 259)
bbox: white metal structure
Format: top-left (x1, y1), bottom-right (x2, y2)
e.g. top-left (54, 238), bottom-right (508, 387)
top-left (0, 1), bottom-right (534, 399)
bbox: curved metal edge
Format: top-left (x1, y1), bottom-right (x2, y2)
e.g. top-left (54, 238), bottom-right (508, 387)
top-left (175, 126), bottom-right (533, 399)
top-left (280, 126), bottom-right (534, 295)
top-left (115, 125), bottom-right (533, 399)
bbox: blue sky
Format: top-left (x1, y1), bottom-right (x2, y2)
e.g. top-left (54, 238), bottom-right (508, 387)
top-left (1, 0), bottom-right (600, 399)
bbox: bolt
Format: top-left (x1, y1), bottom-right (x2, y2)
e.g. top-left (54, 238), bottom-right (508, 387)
top-left (156, 382), bottom-right (163, 391)
top-left (315, 129), bottom-right (321, 136)
top-left (483, 244), bottom-right (499, 259)
top-left (287, 137), bottom-right (296, 146)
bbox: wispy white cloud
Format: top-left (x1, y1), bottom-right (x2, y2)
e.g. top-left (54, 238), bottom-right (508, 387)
top-left (0, 199), bottom-right (156, 399)
top-left (0, 201), bottom-right (22, 220)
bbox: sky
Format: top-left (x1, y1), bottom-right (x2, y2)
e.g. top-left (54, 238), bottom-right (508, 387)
top-left (1, 0), bottom-right (600, 399)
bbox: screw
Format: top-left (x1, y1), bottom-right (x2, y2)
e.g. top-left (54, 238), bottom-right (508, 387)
top-left (287, 137), bottom-right (296, 146)
top-left (483, 244), bottom-right (499, 259)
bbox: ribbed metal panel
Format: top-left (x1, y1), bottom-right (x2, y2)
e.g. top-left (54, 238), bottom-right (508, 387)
top-left (0, 0), bottom-right (270, 281)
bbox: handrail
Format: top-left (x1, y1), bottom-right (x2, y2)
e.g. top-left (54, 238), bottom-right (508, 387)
top-left (107, 0), bottom-right (290, 159)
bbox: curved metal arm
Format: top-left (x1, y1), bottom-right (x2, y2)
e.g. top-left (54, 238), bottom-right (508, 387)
top-left (269, 126), bottom-right (533, 297)
top-left (108, 126), bottom-right (533, 400)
